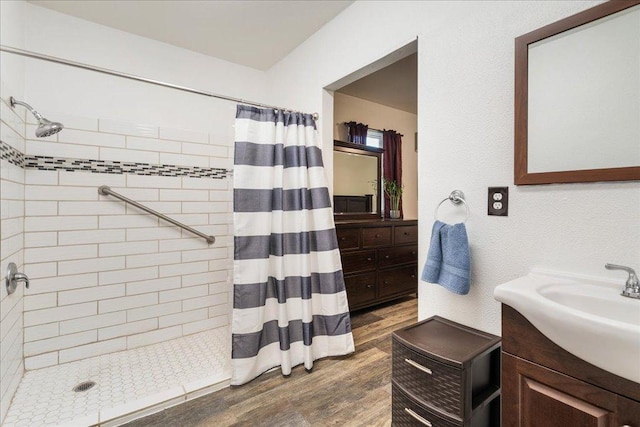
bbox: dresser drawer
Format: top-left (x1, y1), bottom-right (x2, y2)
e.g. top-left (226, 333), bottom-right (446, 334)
top-left (344, 272), bottom-right (376, 308)
top-left (341, 250), bottom-right (376, 274)
top-left (392, 340), bottom-right (463, 418)
top-left (395, 225), bottom-right (418, 245)
top-left (336, 228), bottom-right (360, 251)
top-left (379, 245), bottom-right (417, 268)
top-left (362, 227), bottom-right (392, 248)
top-left (392, 381), bottom-right (461, 427)
top-left (378, 265), bottom-right (417, 298)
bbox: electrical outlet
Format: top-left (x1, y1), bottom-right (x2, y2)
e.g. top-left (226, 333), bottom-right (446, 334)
top-left (488, 187), bottom-right (508, 216)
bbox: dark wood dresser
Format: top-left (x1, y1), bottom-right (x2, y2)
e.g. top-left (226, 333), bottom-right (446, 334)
top-left (336, 219), bottom-right (418, 311)
top-left (392, 317), bottom-right (502, 426)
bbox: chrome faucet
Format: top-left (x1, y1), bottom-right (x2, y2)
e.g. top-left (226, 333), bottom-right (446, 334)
top-left (605, 264), bottom-right (640, 299)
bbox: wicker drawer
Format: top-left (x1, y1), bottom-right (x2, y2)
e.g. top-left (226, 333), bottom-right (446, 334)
top-left (392, 340), bottom-right (463, 418)
top-left (341, 250), bottom-right (376, 274)
top-left (379, 265), bottom-right (417, 298)
top-left (392, 381), bottom-right (461, 427)
top-left (379, 245), bottom-right (417, 268)
top-left (344, 272), bottom-right (376, 308)
top-left (362, 227), bottom-right (392, 248)
top-left (336, 228), bottom-right (360, 251)
top-left (395, 225), bottom-right (418, 245)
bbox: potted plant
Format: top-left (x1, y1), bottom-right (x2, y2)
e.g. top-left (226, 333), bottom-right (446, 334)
top-left (383, 178), bottom-right (403, 219)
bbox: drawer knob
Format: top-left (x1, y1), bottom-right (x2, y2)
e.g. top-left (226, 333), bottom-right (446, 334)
top-left (411, 274), bottom-right (416, 278)
top-left (405, 358), bottom-right (433, 375)
top-left (375, 234), bottom-right (381, 238)
top-left (404, 232), bottom-right (410, 236)
top-left (366, 284), bottom-right (373, 289)
top-left (411, 251), bottom-right (416, 255)
top-left (367, 257), bottom-right (372, 261)
top-left (404, 408), bottom-right (432, 427)
top-left (384, 255), bottom-right (390, 259)
top-left (340, 237), bottom-right (346, 241)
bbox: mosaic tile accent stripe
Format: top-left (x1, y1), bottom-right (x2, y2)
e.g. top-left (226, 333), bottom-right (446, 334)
top-left (1, 140), bottom-right (231, 179)
top-left (0, 140), bottom-right (25, 168)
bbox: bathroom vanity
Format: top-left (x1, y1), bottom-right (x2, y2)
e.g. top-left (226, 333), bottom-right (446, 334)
top-left (336, 219), bottom-right (417, 311)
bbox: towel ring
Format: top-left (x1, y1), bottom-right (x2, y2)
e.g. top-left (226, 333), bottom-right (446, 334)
top-left (434, 190), bottom-right (470, 223)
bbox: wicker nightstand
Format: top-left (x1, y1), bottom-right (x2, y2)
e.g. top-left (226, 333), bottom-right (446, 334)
top-left (391, 316), bottom-right (501, 426)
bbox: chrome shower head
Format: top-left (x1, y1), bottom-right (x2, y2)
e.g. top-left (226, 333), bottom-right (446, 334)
top-left (9, 96), bottom-right (64, 137)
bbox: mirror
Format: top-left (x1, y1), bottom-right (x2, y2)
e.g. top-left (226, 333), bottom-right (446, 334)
top-left (333, 140), bottom-right (382, 219)
top-left (515, 1), bottom-right (640, 185)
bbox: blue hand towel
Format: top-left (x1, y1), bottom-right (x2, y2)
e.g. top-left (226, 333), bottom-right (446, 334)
top-left (421, 220), bottom-right (471, 295)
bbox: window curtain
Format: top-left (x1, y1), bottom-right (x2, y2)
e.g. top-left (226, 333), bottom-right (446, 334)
top-left (232, 105), bottom-right (355, 386)
top-left (346, 121), bottom-right (368, 145)
top-left (383, 130), bottom-right (403, 218)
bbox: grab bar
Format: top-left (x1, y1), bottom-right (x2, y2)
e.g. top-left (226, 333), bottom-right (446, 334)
top-left (98, 185), bottom-right (215, 244)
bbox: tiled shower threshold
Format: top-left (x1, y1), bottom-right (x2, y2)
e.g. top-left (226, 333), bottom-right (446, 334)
top-left (3, 328), bottom-right (231, 427)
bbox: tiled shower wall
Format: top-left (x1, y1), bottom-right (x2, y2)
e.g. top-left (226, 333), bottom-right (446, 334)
top-left (0, 98), bottom-right (26, 422)
top-left (19, 109), bottom-right (235, 371)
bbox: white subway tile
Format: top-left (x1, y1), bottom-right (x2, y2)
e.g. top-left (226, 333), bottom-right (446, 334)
top-left (59, 311), bottom-right (126, 335)
top-left (58, 128), bottom-right (126, 148)
top-left (24, 302), bottom-right (97, 327)
top-left (159, 308), bottom-right (207, 328)
top-left (24, 232), bottom-right (56, 248)
top-left (29, 273), bottom-right (98, 294)
top-left (182, 248), bottom-right (227, 263)
top-left (99, 293), bottom-right (158, 313)
top-left (26, 140), bottom-right (99, 159)
top-left (182, 177), bottom-right (228, 190)
top-left (1, 235), bottom-right (22, 265)
top-left (24, 323), bottom-right (59, 342)
top-left (159, 261), bottom-right (208, 278)
top-left (24, 262), bottom-right (57, 279)
top-left (1, 103), bottom-right (26, 138)
top-left (99, 119), bottom-right (158, 138)
top-left (46, 112), bottom-right (98, 132)
top-left (168, 213), bottom-right (208, 226)
top-left (99, 241), bottom-right (158, 257)
top-left (159, 153), bottom-right (208, 167)
top-left (126, 276), bottom-right (180, 295)
top-left (25, 169), bottom-right (58, 185)
top-left (208, 191), bottom-right (232, 202)
top-left (98, 318), bottom-right (157, 341)
top-left (126, 325), bottom-right (181, 350)
top-left (208, 258), bottom-right (232, 272)
top-left (158, 237), bottom-right (205, 252)
top-left (183, 315), bottom-right (228, 335)
top-left (24, 330), bottom-right (96, 356)
top-left (126, 251), bottom-right (180, 269)
top-left (180, 201), bottom-right (227, 214)
top-left (103, 187), bottom-right (158, 201)
top-left (159, 127), bottom-right (208, 144)
top-left (1, 199), bottom-right (24, 220)
top-left (182, 142), bottom-right (227, 157)
top-left (100, 147), bottom-right (159, 164)
top-left (126, 174), bottom-right (182, 189)
top-left (160, 189), bottom-right (208, 201)
top-left (208, 303), bottom-right (230, 319)
top-left (58, 256), bottom-right (124, 276)
top-left (58, 284), bottom-right (125, 306)
top-left (1, 217), bottom-right (23, 239)
top-left (126, 226), bottom-right (181, 242)
top-left (209, 281), bottom-right (231, 295)
top-left (126, 201), bottom-right (181, 214)
top-left (25, 201), bottom-right (58, 216)
top-left (58, 229), bottom-right (125, 245)
top-left (1, 123), bottom-right (25, 152)
top-left (25, 244), bottom-right (97, 263)
top-left (127, 301), bottom-right (181, 322)
top-left (99, 214), bottom-right (158, 229)
top-left (25, 216), bottom-right (97, 232)
top-left (209, 157), bottom-right (233, 169)
top-left (0, 179), bottom-right (24, 200)
top-left (182, 293), bottom-right (227, 312)
top-left (24, 292), bottom-right (57, 311)
top-left (25, 352), bottom-right (58, 370)
top-left (126, 136), bottom-right (181, 153)
top-left (99, 266), bottom-right (158, 286)
top-left (58, 201), bottom-right (125, 216)
top-left (26, 185), bottom-right (98, 201)
top-left (58, 172), bottom-right (125, 187)
top-left (59, 337), bottom-right (127, 364)
top-left (183, 270), bottom-right (228, 288)
top-left (159, 284), bottom-right (208, 303)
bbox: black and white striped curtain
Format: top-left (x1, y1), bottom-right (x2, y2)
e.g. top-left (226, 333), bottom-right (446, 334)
top-left (232, 105), bottom-right (354, 385)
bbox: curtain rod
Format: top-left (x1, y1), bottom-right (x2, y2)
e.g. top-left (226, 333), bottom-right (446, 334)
top-left (0, 45), bottom-right (319, 120)
top-left (343, 122), bottom-right (404, 137)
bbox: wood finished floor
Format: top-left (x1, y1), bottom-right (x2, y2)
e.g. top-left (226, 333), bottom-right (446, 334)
top-left (124, 296), bottom-right (418, 427)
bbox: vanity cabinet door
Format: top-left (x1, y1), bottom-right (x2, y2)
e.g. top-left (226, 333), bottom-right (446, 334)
top-left (502, 353), bottom-right (619, 427)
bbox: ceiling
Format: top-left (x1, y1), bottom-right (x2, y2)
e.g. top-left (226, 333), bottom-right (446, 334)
top-left (337, 53), bottom-right (417, 114)
top-left (28, 0), bottom-right (354, 70)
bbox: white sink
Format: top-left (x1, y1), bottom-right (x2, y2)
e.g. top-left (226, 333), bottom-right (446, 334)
top-left (494, 270), bottom-right (640, 384)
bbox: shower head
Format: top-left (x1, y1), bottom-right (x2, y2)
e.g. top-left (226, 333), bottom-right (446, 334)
top-left (9, 96), bottom-right (64, 137)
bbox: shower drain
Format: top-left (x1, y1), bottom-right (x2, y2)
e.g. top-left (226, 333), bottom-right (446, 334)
top-left (73, 381), bottom-right (96, 392)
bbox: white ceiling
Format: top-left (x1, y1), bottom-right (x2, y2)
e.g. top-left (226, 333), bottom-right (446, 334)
top-left (28, 0), bottom-right (354, 70)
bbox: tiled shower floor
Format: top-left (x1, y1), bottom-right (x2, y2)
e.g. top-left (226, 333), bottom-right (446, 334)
top-left (3, 328), bottom-right (231, 427)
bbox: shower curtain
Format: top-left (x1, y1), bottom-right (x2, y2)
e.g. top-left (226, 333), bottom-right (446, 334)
top-left (232, 105), bottom-right (354, 385)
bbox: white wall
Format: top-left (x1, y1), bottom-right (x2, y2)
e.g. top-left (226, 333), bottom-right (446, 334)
top-left (334, 92), bottom-right (418, 219)
top-left (267, 0), bottom-right (640, 335)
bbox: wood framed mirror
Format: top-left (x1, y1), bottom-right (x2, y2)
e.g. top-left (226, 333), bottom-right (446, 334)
top-left (333, 140), bottom-right (383, 220)
top-left (514, 0), bottom-right (640, 185)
